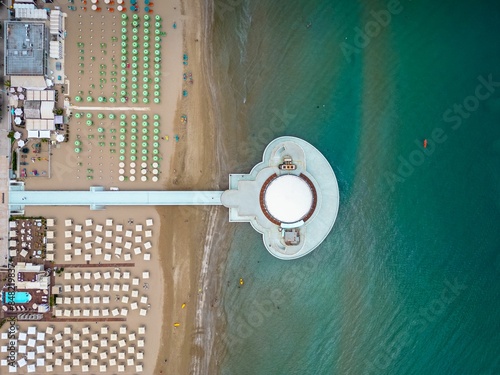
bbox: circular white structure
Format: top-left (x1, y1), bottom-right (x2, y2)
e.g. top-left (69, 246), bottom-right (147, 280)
top-left (221, 136), bottom-right (339, 260)
top-left (264, 175), bottom-right (313, 223)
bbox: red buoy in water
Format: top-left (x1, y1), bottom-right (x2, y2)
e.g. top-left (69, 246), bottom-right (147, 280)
top-left (423, 139), bottom-right (428, 148)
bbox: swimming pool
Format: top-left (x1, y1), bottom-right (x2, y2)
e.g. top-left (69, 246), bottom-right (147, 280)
top-left (2, 291), bottom-right (32, 304)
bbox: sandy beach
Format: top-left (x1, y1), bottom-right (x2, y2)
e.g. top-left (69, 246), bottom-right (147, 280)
top-left (1, 0), bottom-right (227, 372)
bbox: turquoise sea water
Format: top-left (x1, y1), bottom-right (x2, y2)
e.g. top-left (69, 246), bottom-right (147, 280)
top-left (211, 0), bottom-right (500, 374)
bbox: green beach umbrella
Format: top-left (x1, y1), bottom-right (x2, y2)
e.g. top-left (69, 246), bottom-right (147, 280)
top-left (132, 62), bottom-right (138, 69)
top-left (109, 97), bottom-right (116, 103)
top-left (98, 127), bottom-right (105, 133)
top-left (133, 14), bottom-right (139, 20)
top-left (120, 114), bottom-right (127, 120)
top-left (142, 156), bottom-right (148, 161)
top-left (122, 13), bottom-right (128, 19)
top-left (143, 77), bottom-right (149, 83)
top-left (143, 56), bottom-right (150, 62)
top-left (154, 64), bottom-right (160, 70)
top-left (153, 156), bottom-right (159, 162)
top-left (143, 62), bottom-right (150, 69)
top-left (154, 98), bottom-right (160, 104)
top-left (86, 120), bottom-right (93, 126)
top-left (74, 140), bottom-right (81, 146)
top-left (142, 121), bottom-right (148, 127)
top-left (75, 113), bottom-right (82, 119)
top-left (120, 120), bottom-right (127, 126)
top-left (154, 91), bottom-right (160, 97)
top-left (154, 50), bottom-right (161, 56)
top-left (75, 148), bottom-right (81, 153)
top-left (131, 155), bottom-right (137, 161)
top-left (131, 90), bottom-right (138, 97)
top-left (132, 83), bottom-right (138, 89)
top-left (142, 128), bottom-right (148, 134)
top-left (153, 128), bottom-right (160, 134)
top-left (142, 114), bottom-right (149, 120)
top-left (132, 28), bottom-right (138, 34)
top-left (121, 55), bottom-right (127, 61)
top-left (132, 35), bottom-right (139, 41)
top-left (121, 28), bottom-right (127, 34)
top-left (142, 142), bottom-right (148, 147)
top-left (121, 83), bottom-right (127, 89)
top-left (144, 49), bottom-right (149, 56)
top-left (155, 15), bottom-right (161, 21)
top-left (132, 114), bottom-right (138, 120)
top-left (132, 21), bottom-right (139, 27)
top-left (121, 76), bottom-right (127, 82)
top-left (109, 113), bottom-right (116, 119)
top-left (121, 35), bottom-right (127, 41)
top-left (98, 96), bottom-right (105, 102)
top-left (121, 48), bottom-right (127, 55)
top-left (142, 91), bottom-right (149, 97)
top-left (121, 62), bottom-right (127, 69)
top-left (155, 29), bottom-right (161, 35)
top-left (132, 42), bottom-right (139, 48)
top-left (144, 70), bottom-right (150, 76)
top-left (153, 149), bottom-right (159, 155)
top-left (132, 55), bottom-right (138, 62)
top-left (98, 113), bottom-right (104, 119)
top-left (153, 135), bottom-right (159, 141)
top-left (86, 113), bottom-right (92, 118)
top-left (153, 114), bottom-right (160, 120)
top-left (121, 97), bottom-right (127, 103)
top-left (120, 142), bottom-right (126, 147)
top-left (144, 14), bottom-right (150, 21)
top-left (154, 57), bottom-right (160, 62)
top-left (144, 35), bottom-right (150, 42)
top-left (154, 70), bottom-right (161, 76)
top-left (120, 91), bottom-right (127, 97)
top-left (144, 21), bottom-right (150, 28)
top-left (75, 96), bottom-right (82, 102)
top-left (120, 128), bottom-right (126, 134)
top-left (121, 41), bottom-right (127, 47)
top-left (154, 84), bottom-right (160, 90)
top-left (131, 135), bottom-right (138, 141)
top-left (131, 142), bottom-right (137, 148)
top-left (131, 149), bottom-right (137, 154)
top-left (142, 149), bottom-right (148, 155)
top-left (120, 134), bottom-right (126, 141)
top-left (121, 69), bottom-right (127, 75)
top-left (142, 83), bottom-right (148, 89)
top-left (144, 28), bottom-right (150, 35)
top-left (153, 121), bottom-right (160, 127)
top-left (132, 76), bottom-right (138, 83)
top-left (121, 20), bottom-right (127, 26)
top-left (131, 121), bottom-right (137, 127)
top-left (120, 149), bottom-right (126, 154)
top-left (132, 49), bottom-right (138, 55)
top-left (155, 36), bottom-right (161, 42)
top-left (142, 135), bottom-right (149, 141)
top-left (153, 142), bottom-right (159, 148)
top-left (132, 70), bottom-right (138, 76)
top-left (119, 155), bottom-right (125, 161)
top-left (144, 42), bottom-right (150, 49)
top-left (131, 128), bottom-right (137, 134)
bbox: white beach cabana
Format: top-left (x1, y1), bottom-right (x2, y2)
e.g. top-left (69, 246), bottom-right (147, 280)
top-left (134, 247), bottom-right (142, 255)
top-left (144, 253), bottom-right (151, 261)
top-left (96, 224), bottom-right (103, 232)
top-left (65, 219), bottom-right (73, 227)
top-left (105, 230), bottom-right (113, 238)
top-left (106, 219), bottom-right (113, 226)
top-left (75, 224), bottom-right (82, 232)
top-left (124, 253), bottom-right (132, 261)
top-left (139, 309), bottom-right (147, 316)
top-left (146, 219), bottom-right (153, 226)
top-left (64, 243), bottom-right (72, 250)
top-left (104, 254), bottom-right (112, 261)
top-left (85, 219), bottom-right (93, 226)
top-left (125, 230), bottom-right (133, 238)
top-left (47, 218), bottom-right (55, 227)
top-left (64, 231), bottom-right (72, 238)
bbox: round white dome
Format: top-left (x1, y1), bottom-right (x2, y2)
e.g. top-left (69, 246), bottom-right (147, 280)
top-left (264, 175), bottom-right (313, 223)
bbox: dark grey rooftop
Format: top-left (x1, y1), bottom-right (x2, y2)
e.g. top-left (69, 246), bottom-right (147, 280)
top-left (5, 21), bottom-right (46, 76)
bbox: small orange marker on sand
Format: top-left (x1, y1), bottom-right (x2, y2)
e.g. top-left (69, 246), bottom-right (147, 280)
top-left (174, 323), bottom-right (180, 327)
top-left (423, 139), bottom-right (428, 148)
top-left (181, 303), bottom-right (186, 309)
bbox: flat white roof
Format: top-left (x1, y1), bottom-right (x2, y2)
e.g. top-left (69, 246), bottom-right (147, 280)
top-left (264, 175), bottom-right (313, 223)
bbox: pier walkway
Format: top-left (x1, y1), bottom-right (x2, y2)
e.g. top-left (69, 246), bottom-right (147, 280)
top-left (9, 189), bottom-right (223, 211)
